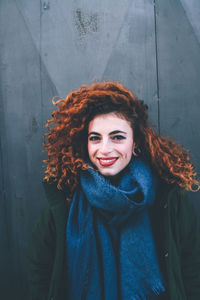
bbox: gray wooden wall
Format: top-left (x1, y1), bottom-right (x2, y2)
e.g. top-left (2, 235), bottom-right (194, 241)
top-left (0, 0), bottom-right (200, 299)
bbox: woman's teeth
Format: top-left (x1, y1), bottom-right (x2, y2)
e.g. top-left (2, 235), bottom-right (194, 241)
top-left (98, 158), bottom-right (118, 166)
top-left (100, 159), bottom-right (116, 162)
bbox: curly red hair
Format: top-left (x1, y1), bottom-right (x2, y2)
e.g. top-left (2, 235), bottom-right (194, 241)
top-left (43, 81), bottom-right (200, 199)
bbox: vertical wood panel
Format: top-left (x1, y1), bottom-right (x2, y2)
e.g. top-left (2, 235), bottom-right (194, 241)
top-left (0, 1), bottom-right (43, 298)
top-left (155, 0), bottom-right (200, 209)
top-left (101, 0), bottom-right (158, 127)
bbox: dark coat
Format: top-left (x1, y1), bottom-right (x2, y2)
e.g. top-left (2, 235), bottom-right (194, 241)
top-left (28, 181), bottom-right (200, 300)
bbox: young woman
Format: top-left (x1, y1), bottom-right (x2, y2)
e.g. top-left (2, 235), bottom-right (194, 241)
top-left (29, 81), bottom-right (200, 300)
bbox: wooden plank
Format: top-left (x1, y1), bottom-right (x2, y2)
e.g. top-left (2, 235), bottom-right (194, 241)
top-left (0, 2), bottom-right (16, 297)
top-left (101, 0), bottom-right (158, 127)
top-left (155, 0), bottom-right (200, 211)
top-left (0, 1), bottom-right (46, 298)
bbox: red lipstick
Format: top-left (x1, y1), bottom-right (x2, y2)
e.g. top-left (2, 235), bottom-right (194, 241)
top-left (98, 157), bottom-right (118, 167)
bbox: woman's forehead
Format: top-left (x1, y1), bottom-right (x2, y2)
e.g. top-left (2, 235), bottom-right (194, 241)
top-left (88, 112), bottom-right (133, 133)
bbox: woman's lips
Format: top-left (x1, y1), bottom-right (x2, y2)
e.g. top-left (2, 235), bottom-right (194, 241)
top-left (98, 157), bottom-right (118, 167)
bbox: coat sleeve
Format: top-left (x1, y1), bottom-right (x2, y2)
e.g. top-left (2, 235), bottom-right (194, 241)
top-left (28, 204), bottom-right (56, 300)
top-left (178, 189), bottom-right (200, 299)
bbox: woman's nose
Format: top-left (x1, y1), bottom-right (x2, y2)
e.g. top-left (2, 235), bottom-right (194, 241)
top-left (99, 139), bottom-right (112, 155)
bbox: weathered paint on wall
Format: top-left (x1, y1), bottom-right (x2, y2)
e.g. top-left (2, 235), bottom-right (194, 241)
top-left (0, 0), bottom-right (200, 299)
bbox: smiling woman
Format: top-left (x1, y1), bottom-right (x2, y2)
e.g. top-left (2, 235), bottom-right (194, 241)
top-left (29, 81), bottom-right (200, 300)
top-left (88, 113), bottom-right (135, 176)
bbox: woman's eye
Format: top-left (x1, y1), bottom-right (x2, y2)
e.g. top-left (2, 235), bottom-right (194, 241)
top-left (112, 135), bottom-right (126, 140)
top-left (89, 136), bottom-right (100, 141)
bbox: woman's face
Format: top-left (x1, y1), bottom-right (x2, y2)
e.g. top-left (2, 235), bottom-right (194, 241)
top-left (88, 113), bottom-right (135, 176)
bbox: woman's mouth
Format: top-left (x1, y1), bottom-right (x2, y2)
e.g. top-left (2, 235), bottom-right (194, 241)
top-left (98, 157), bottom-right (118, 167)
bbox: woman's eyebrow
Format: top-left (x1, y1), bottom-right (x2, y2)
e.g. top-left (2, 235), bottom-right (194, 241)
top-left (109, 130), bottom-right (127, 135)
top-left (88, 130), bottom-right (127, 136)
top-left (88, 131), bottom-right (101, 136)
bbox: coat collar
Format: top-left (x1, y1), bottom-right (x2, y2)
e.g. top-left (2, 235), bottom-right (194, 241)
top-left (42, 181), bottom-right (67, 207)
top-left (42, 181), bottom-right (70, 229)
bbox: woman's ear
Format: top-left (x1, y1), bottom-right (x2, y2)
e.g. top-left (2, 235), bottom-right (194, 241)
top-left (133, 145), bottom-right (138, 156)
top-left (133, 143), bottom-right (141, 157)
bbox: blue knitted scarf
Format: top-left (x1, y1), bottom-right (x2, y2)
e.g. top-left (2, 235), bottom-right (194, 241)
top-left (65, 158), bottom-right (165, 299)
